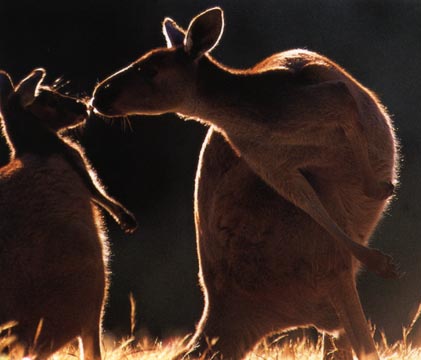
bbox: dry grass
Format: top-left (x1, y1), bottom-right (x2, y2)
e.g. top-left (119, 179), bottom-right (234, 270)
top-left (1, 330), bottom-right (421, 359)
top-left (2, 302), bottom-right (421, 359)
top-left (1, 329), bottom-right (421, 360)
top-left (15, 332), bottom-right (418, 360)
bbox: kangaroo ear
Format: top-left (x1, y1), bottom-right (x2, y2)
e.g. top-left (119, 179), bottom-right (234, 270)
top-left (0, 70), bottom-right (13, 110)
top-left (163, 18), bottom-right (186, 48)
top-left (15, 68), bottom-right (46, 108)
top-left (185, 7), bottom-right (224, 59)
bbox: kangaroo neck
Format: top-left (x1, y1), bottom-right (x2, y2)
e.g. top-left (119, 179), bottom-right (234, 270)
top-left (188, 56), bottom-right (290, 138)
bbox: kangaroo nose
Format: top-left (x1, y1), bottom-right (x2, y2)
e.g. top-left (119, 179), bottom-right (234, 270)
top-left (92, 82), bottom-right (120, 116)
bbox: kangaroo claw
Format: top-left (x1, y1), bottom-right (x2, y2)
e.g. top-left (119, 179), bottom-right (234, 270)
top-left (119, 212), bottom-right (138, 234)
top-left (364, 248), bottom-right (401, 279)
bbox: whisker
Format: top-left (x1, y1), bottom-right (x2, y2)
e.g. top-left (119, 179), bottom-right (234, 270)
top-left (52, 77), bottom-right (71, 91)
top-left (125, 118), bottom-right (129, 133)
top-left (52, 76), bottom-right (64, 88)
top-left (92, 112), bottom-right (114, 127)
top-left (125, 116), bottom-right (134, 133)
top-left (120, 117), bottom-right (126, 133)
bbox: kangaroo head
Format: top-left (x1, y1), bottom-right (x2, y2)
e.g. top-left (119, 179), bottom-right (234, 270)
top-left (93, 7), bottom-right (224, 117)
top-left (29, 85), bottom-right (88, 131)
top-left (0, 68), bottom-right (88, 132)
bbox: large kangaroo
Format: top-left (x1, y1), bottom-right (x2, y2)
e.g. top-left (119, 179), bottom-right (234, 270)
top-left (0, 68), bottom-right (123, 359)
top-left (92, 7), bottom-right (399, 360)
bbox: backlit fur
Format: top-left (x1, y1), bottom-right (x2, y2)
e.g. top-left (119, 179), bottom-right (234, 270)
top-left (92, 8), bottom-right (399, 360)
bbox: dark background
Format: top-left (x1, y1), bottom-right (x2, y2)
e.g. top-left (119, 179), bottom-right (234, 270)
top-left (1, 0), bottom-right (420, 344)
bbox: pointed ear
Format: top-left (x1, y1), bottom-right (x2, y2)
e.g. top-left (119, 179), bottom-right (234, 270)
top-left (185, 7), bottom-right (224, 59)
top-left (15, 68), bottom-right (46, 108)
top-left (0, 70), bottom-right (13, 109)
top-left (163, 18), bottom-right (185, 48)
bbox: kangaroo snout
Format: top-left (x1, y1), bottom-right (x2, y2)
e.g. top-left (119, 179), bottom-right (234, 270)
top-left (61, 97), bottom-right (90, 126)
top-left (92, 82), bottom-right (121, 116)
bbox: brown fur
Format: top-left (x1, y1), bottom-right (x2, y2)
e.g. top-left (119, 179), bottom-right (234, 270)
top-left (92, 8), bottom-right (399, 360)
top-left (0, 69), bottom-right (110, 359)
top-left (0, 155), bottom-right (107, 360)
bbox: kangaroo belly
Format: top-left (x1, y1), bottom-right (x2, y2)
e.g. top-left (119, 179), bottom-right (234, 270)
top-left (196, 131), bottom-right (386, 294)
top-left (0, 154), bottom-right (107, 351)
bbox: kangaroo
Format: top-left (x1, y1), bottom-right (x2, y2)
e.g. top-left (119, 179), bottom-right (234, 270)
top-left (92, 9), bottom-right (397, 279)
top-left (92, 7), bottom-right (399, 360)
top-left (0, 68), bottom-right (116, 359)
top-left (2, 69), bottom-right (138, 234)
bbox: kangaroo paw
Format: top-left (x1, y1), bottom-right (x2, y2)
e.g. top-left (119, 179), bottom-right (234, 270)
top-left (363, 248), bottom-right (402, 279)
top-left (119, 211), bottom-right (138, 234)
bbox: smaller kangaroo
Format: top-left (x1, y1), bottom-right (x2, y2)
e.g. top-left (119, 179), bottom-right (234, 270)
top-left (92, 7), bottom-right (399, 360)
top-left (0, 68), bottom-right (128, 359)
top-left (3, 69), bottom-right (138, 234)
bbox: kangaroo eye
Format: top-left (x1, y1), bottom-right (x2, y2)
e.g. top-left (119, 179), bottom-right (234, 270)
top-left (141, 67), bottom-right (158, 79)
